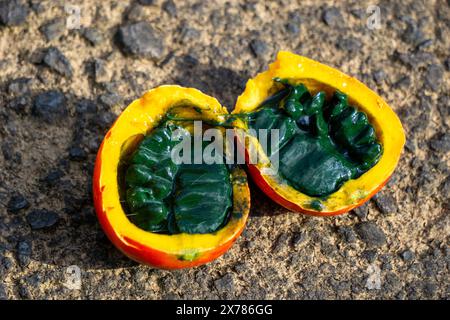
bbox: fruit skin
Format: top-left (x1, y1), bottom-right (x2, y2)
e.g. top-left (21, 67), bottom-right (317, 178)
top-left (233, 51), bottom-right (405, 216)
top-left (93, 85), bottom-right (250, 269)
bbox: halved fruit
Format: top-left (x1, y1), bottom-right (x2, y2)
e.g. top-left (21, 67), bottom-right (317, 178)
top-left (93, 85), bottom-right (250, 269)
top-left (233, 51), bottom-right (405, 216)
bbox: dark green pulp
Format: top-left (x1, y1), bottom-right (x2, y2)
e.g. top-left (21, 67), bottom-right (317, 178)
top-left (247, 79), bottom-right (383, 198)
top-left (124, 123), bottom-right (232, 234)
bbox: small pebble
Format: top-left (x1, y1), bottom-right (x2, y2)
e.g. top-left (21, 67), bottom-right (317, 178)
top-left (75, 99), bottom-right (97, 114)
top-left (322, 7), bottom-right (342, 27)
top-left (429, 133), bottom-right (450, 153)
top-left (116, 22), bottom-right (165, 61)
top-left (7, 194), bottom-right (29, 213)
top-left (372, 70), bottom-right (385, 84)
top-left (82, 27), bottom-right (104, 46)
top-left (0, 283), bottom-right (7, 300)
top-left (424, 64), bottom-right (444, 91)
top-left (214, 274), bottom-right (234, 293)
top-left (162, 0), bottom-right (176, 16)
top-left (249, 39), bottom-right (267, 57)
top-left (361, 249), bottom-right (378, 263)
top-left (373, 193), bottom-right (397, 215)
top-left (69, 146), bottom-right (87, 161)
top-left (0, 0), bottom-right (29, 26)
top-left (336, 37), bottom-right (362, 52)
top-left (32, 90), bottom-right (67, 123)
top-left (42, 47), bottom-right (73, 78)
top-left (39, 18), bottom-right (65, 41)
top-left (99, 92), bottom-right (122, 108)
top-left (354, 221), bottom-right (387, 247)
top-left (400, 249), bottom-right (414, 262)
top-left (352, 203), bottom-right (369, 220)
top-left (42, 169), bottom-right (64, 186)
top-left (8, 78), bottom-right (31, 95)
top-left (26, 209), bottom-right (59, 230)
top-left (394, 75), bottom-right (411, 89)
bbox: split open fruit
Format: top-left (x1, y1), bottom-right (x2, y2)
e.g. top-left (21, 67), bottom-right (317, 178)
top-left (93, 86), bottom-right (250, 269)
top-left (234, 52), bottom-right (405, 216)
top-left (93, 51), bottom-right (405, 268)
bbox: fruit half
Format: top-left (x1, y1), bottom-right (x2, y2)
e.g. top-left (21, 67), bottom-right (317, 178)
top-left (233, 51), bottom-right (405, 216)
top-left (93, 85), bottom-right (250, 269)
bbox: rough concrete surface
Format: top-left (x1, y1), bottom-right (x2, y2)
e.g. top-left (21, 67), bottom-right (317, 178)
top-left (0, 0), bottom-right (449, 300)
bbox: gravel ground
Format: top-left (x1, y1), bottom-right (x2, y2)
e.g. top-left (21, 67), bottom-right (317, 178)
top-left (0, 0), bottom-right (449, 300)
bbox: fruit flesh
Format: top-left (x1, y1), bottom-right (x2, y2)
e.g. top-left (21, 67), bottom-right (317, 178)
top-left (124, 123), bottom-right (232, 234)
top-left (246, 79), bottom-right (383, 198)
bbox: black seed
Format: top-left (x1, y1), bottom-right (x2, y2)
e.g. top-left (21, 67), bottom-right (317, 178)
top-left (354, 221), bottom-right (387, 247)
top-left (7, 194), bottom-right (29, 213)
top-left (32, 90), bottom-right (67, 123)
top-left (0, 0), bottom-right (29, 26)
top-left (42, 47), bottom-right (73, 78)
top-left (26, 209), bottom-right (59, 230)
top-left (116, 22), bottom-right (165, 61)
